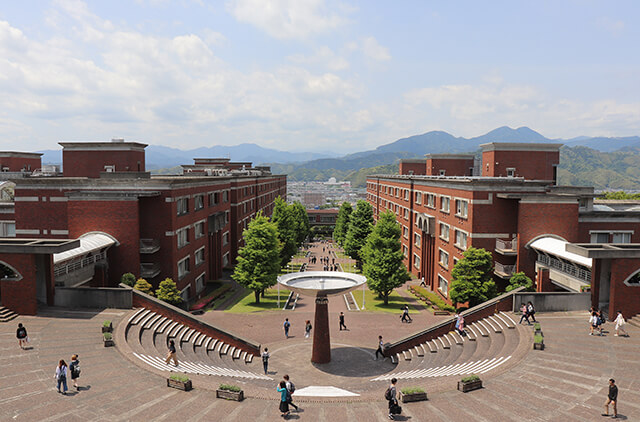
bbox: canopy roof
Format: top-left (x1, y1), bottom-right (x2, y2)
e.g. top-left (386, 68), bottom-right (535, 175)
top-left (53, 233), bottom-right (116, 264)
top-left (530, 237), bottom-right (592, 267)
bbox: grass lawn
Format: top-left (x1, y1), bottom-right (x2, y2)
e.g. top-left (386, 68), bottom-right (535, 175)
top-left (352, 288), bottom-right (419, 314)
top-left (225, 288), bottom-right (292, 313)
top-left (280, 262), bottom-right (304, 275)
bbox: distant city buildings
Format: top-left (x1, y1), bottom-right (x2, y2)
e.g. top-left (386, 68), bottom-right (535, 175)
top-left (288, 179), bottom-right (365, 208)
top-left (367, 143), bottom-right (640, 318)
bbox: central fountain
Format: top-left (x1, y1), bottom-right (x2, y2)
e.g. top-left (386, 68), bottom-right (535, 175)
top-left (278, 271), bottom-right (366, 364)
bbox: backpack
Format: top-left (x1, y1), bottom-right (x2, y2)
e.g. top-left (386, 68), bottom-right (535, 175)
top-left (384, 387), bottom-right (392, 401)
top-left (70, 362), bottom-right (80, 377)
top-left (288, 381), bottom-right (295, 393)
top-left (58, 366), bottom-right (67, 381)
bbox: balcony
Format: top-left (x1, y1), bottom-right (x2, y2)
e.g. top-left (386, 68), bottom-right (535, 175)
top-left (537, 254), bottom-right (591, 283)
top-left (495, 238), bottom-right (517, 255)
top-left (140, 238), bottom-right (160, 254)
top-left (54, 252), bottom-right (107, 278)
top-left (494, 262), bottom-right (516, 278)
top-left (140, 263), bottom-right (161, 279)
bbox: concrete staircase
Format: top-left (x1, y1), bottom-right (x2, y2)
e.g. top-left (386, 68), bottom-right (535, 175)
top-left (0, 306), bottom-right (18, 322)
top-left (371, 312), bottom-right (520, 381)
top-left (124, 308), bottom-right (269, 380)
top-left (627, 313), bottom-right (640, 328)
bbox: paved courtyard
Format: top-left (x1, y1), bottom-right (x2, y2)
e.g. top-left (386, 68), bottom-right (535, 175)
top-left (1, 304), bottom-right (639, 421)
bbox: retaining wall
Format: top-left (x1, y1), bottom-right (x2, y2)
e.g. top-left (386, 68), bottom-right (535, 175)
top-left (54, 286), bottom-right (132, 309)
top-left (513, 292), bottom-right (590, 313)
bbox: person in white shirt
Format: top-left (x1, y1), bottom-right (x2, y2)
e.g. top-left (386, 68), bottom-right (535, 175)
top-left (614, 311), bottom-right (629, 337)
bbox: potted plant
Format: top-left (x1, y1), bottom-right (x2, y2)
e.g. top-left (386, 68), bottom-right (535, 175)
top-left (533, 334), bottom-right (545, 350)
top-left (216, 384), bottom-right (244, 401)
top-left (457, 374), bottom-right (482, 392)
top-left (399, 387), bottom-right (427, 403)
top-left (102, 320), bottom-right (113, 333)
top-left (167, 373), bottom-right (192, 391)
top-left (533, 322), bottom-right (542, 336)
top-left (103, 332), bottom-right (114, 347)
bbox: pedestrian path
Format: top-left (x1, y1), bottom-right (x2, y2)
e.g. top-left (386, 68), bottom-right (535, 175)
top-left (133, 353), bottom-right (271, 380)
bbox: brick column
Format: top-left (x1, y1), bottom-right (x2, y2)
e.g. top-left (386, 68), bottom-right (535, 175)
top-left (311, 296), bottom-right (331, 364)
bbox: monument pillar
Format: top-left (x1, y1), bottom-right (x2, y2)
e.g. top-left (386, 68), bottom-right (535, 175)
top-left (311, 296), bottom-right (331, 364)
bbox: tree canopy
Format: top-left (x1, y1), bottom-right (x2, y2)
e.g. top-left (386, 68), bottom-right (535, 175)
top-left (291, 201), bottom-right (310, 245)
top-left (361, 211), bottom-right (410, 304)
top-left (232, 212), bottom-right (281, 303)
top-left (271, 197), bottom-right (298, 268)
top-left (344, 200), bottom-right (373, 268)
top-left (333, 202), bottom-right (353, 246)
top-left (506, 271), bottom-right (534, 292)
top-left (155, 278), bottom-right (183, 305)
top-left (449, 247), bottom-right (497, 307)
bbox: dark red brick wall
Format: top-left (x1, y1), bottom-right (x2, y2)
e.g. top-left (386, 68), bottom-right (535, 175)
top-left (63, 150), bottom-right (145, 178)
top-left (608, 258), bottom-right (640, 319)
top-left (577, 221), bottom-right (640, 243)
top-left (426, 158), bottom-right (474, 176)
top-left (0, 253), bottom-right (38, 315)
top-left (67, 199), bottom-right (140, 286)
top-left (399, 162), bottom-right (426, 175)
top-left (14, 189), bottom-right (69, 237)
top-left (482, 150), bottom-right (558, 180)
top-left (0, 156), bottom-right (41, 172)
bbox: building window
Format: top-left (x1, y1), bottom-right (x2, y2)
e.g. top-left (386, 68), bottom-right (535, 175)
top-left (194, 194), bottom-right (204, 210)
top-left (455, 229), bottom-right (468, 250)
top-left (0, 221), bottom-right (15, 237)
top-left (176, 227), bottom-right (189, 249)
top-left (195, 247), bottom-right (205, 267)
top-left (176, 197), bottom-right (189, 215)
top-left (439, 169), bottom-right (446, 176)
top-left (403, 208), bottom-right (409, 219)
top-left (223, 231), bottom-right (229, 246)
top-left (427, 194), bottom-right (436, 208)
top-left (455, 199), bottom-right (468, 218)
top-left (612, 232), bottom-right (632, 243)
top-left (414, 233), bottom-right (421, 247)
top-left (414, 253), bottom-right (421, 269)
top-left (223, 190), bottom-right (229, 203)
top-left (439, 249), bottom-right (449, 269)
top-left (404, 189), bottom-right (409, 200)
top-left (415, 192), bottom-right (422, 204)
top-left (403, 245), bottom-right (408, 258)
top-left (180, 285), bottom-right (191, 301)
top-left (194, 221), bottom-right (205, 239)
top-left (440, 196), bottom-right (450, 213)
top-left (453, 257), bottom-right (459, 267)
top-left (590, 232), bottom-right (609, 244)
top-left (438, 274), bottom-right (448, 296)
top-left (223, 252), bottom-right (230, 267)
top-left (224, 211), bottom-right (229, 225)
top-left (403, 226), bottom-right (409, 239)
top-left (506, 168), bottom-right (516, 177)
top-left (178, 256), bottom-right (190, 280)
top-left (440, 223), bottom-right (450, 241)
top-left (196, 273), bottom-right (206, 294)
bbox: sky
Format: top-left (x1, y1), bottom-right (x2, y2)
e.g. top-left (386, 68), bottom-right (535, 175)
top-left (0, 0), bottom-right (639, 154)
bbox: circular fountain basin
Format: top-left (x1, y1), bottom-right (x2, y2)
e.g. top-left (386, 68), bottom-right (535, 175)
top-left (278, 271), bottom-right (367, 297)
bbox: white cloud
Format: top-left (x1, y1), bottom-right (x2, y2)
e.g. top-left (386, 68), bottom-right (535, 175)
top-left (226, 0), bottom-right (346, 39)
top-left (287, 46), bottom-right (350, 71)
top-left (362, 36), bottom-right (390, 61)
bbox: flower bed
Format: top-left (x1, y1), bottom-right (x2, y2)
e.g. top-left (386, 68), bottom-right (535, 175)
top-left (408, 286), bottom-right (455, 313)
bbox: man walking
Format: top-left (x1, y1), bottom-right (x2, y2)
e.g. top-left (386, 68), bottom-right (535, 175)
top-left (401, 305), bottom-right (412, 323)
top-left (385, 378), bottom-right (400, 420)
top-left (283, 374), bottom-right (299, 411)
top-left (284, 318), bottom-right (291, 338)
top-left (375, 335), bottom-right (384, 360)
top-left (339, 312), bottom-right (347, 330)
top-left (602, 378), bottom-right (618, 418)
top-left (261, 347), bottom-right (270, 375)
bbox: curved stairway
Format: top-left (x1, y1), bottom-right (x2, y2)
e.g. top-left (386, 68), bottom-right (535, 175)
top-left (371, 312), bottom-right (520, 381)
top-left (124, 308), bottom-right (270, 380)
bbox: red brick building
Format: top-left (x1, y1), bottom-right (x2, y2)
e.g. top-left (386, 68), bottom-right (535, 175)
top-left (1, 140), bottom-right (285, 313)
top-left (367, 143), bottom-right (640, 318)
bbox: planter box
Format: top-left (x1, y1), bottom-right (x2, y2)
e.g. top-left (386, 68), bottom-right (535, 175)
top-left (400, 391), bottom-right (428, 403)
top-left (102, 324), bottom-right (113, 333)
top-left (216, 389), bottom-right (244, 401)
top-left (533, 342), bottom-right (545, 350)
top-left (167, 378), bottom-right (192, 391)
top-left (457, 379), bottom-right (483, 393)
top-left (103, 339), bottom-right (114, 347)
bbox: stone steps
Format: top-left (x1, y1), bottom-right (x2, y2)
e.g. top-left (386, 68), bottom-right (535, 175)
top-left (0, 306), bottom-right (18, 322)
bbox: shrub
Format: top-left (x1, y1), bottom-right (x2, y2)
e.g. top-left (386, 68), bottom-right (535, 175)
top-left (121, 272), bottom-right (136, 287)
top-left (401, 387), bottom-right (425, 394)
top-left (533, 323), bottom-right (541, 331)
top-left (170, 373), bottom-right (190, 383)
top-left (155, 278), bottom-right (183, 305)
top-left (534, 334), bottom-right (544, 343)
top-left (219, 384), bottom-right (242, 392)
top-left (103, 332), bottom-right (113, 340)
top-left (412, 286), bottom-right (456, 312)
top-left (461, 374), bottom-right (480, 383)
top-left (103, 320), bottom-right (112, 327)
top-left (134, 278), bottom-right (154, 296)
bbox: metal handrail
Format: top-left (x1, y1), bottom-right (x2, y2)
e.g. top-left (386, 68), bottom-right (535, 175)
top-left (537, 254), bottom-right (591, 282)
top-left (54, 252), bottom-right (106, 277)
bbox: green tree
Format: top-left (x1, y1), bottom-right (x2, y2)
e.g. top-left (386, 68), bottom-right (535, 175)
top-left (361, 211), bottom-right (410, 305)
top-left (155, 278), bottom-right (183, 305)
top-left (449, 247), bottom-right (497, 307)
top-left (333, 202), bottom-right (353, 246)
top-left (232, 212), bottom-right (281, 304)
top-left (506, 272), bottom-right (534, 292)
top-left (134, 278), bottom-right (154, 296)
top-left (271, 197), bottom-right (298, 268)
top-left (121, 272), bottom-right (136, 287)
top-left (344, 200), bottom-right (374, 269)
top-left (291, 202), bottom-right (310, 246)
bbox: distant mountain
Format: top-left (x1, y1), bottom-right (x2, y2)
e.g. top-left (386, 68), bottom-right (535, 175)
top-left (563, 136), bottom-right (640, 152)
top-left (558, 146), bottom-right (640, 190)
top-left (468, 126), bottom-right (550, 143)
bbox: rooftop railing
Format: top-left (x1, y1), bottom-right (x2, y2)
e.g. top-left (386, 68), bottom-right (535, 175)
top-left (537, 254), bottom-right (592, 282)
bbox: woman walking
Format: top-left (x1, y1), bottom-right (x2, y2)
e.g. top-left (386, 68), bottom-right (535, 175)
top-left (55, 359), bottom-right (68, 394)
top-left (165, 340), bottom-right (178, 366)
top-left (16, 323), bottom-right (28, 349)
top-left (304, 320), bottom-right (312, 339)
top-left (590, 311), bottom-right (600, 336)
top-left (69, 354), bottom-right (81, 391)
top-left (277, 380), bottom-right (290, 418)
top-left (519, 303), bottom-right (530, 325)
top-left (527, 302), bottom-right (537, 323)
top-left (614, 311), bottom-right (629, 337)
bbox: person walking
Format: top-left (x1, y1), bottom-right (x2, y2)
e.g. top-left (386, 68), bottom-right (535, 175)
top-left (401, 305), bottom-right (412, 323)
top-left (16, 323), bottom-right (28, 349)
top-left (165, 339), bottom-right (178, 366)
top-left (277, 380), bottom-right (290, 418)
top-left (375, 335), bottom-right (384, 360)
top-left (284, 318), bottom-right (291, 338)
top-left (602, 378), bottom-right (618, 418)
top-left (590, 311), bottom-right (600, 336)
top-left (339, 312), bottom-right (347, 330)
top-left (385, 377), bottom-right (401, 420)
top-left (456, 314), bottom-right (466, 336)
top-left (304, 320), bottom-right (312, 338)
top-left (527, 301), bottom-right (537, 323)
top-left (614, 311), bottom-right (629, 337)
top-left (261, 347), bottom-right (270, 375)
top-left (283, 374), bottom-right (299, 412)
top-left (54, 359), bottom-right (68, 394)
top-left (419, 277), bottom-right (426, 287)
top-left (69, 354), bottom-right (81, 391)
top-left (519, 303), bottom-right (530, 325)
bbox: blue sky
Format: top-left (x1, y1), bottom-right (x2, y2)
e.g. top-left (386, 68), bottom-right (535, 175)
top-left (0, 0), bottom-right (638, 153)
